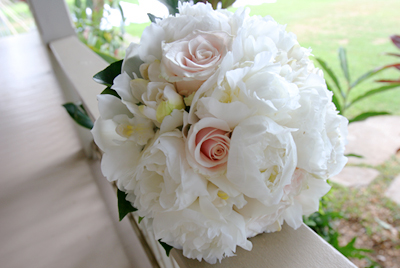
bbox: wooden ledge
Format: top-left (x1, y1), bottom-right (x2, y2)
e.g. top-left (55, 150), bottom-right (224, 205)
top-left (172, 223), bottom-right (356, 268)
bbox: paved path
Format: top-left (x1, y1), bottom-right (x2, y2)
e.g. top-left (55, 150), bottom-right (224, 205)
top-left (330, 116), bottom-right (400, 204)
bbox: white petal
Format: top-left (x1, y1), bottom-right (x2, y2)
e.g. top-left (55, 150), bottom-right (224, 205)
top-left (91, 118), bottom-right (123, 151)
top-left (122, 42), bottom-right (143, 79)
top-left (97, 94), bottom-right (131, 120)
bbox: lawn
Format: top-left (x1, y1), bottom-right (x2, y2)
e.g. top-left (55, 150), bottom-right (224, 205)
top-left (124, 0), bottom-right (400, 120)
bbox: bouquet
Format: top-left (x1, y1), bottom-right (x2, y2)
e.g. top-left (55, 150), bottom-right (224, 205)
top-left (92, 2), bottom-right (348, 264)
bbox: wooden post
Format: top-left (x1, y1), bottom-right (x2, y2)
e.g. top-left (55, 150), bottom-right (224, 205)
top-left (28, 0), bottom-right (76, 44)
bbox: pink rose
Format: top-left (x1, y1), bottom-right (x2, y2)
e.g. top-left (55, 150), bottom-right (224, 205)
top-left (187, 118), bottom-right (231, 175)
top-left (160, 31), bottom-right (232, 96)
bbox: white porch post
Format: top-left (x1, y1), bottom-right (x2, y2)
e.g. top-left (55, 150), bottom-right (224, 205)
top-left (28, 0), bottom-right (76, 44)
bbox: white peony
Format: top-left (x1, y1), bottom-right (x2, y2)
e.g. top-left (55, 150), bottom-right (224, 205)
top-left (92, 94), bottom-right (155, 190)
top-left (127, 130), bottom-right (208, 218)
top-left (153, 196), bottom-right (252, 264)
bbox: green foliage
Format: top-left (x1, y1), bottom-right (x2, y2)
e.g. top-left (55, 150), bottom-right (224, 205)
top-left (93, 59), bottom-right (123, 86)
top-left (337, 237), bottom-right (372, 259)
top-left (147, 13), bottom-right (161, 23)
top-left (117, 189), bottom-right (137, 221)
top-left (93, 60), bottom-right (123, 101)
top-left (345, 153), bottom-right (364, 158)
top-left (101, 87), bottom-right (121, 99)
top-left (62, 103), bottom-right (93, 129)
top-left (348, 111), bottom-right (390, 124)
top-left (158, 239), bottom-right (173, 257)
top-left (316, 41), bottom-right (400, 123)
top-left (72, 0), bottom-right (125, 59)
top-left (304, 196), bottom-right (343, 244)
top-left (157, 0), bottom-right (181, 15)
top-left (304, 195), bottom-right (372, 262)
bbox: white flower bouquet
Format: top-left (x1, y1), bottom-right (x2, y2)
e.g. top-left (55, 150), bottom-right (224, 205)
top-left (92, 2), bottom-right (348, 264)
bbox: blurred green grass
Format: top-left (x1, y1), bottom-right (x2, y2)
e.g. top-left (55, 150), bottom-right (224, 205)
top-left (124, 0), bottom-right (400, 119)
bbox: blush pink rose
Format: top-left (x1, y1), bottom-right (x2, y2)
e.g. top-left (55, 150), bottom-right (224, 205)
top-left (186, 117), bottom-right (231, 175)
top-left (160, 31), bottom-right (233, 96)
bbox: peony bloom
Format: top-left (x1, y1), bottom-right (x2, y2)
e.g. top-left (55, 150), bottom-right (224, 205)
top-left (127, 130), bottom-right (208, 218)
top-left (153, 197), bottom-right (252, 264)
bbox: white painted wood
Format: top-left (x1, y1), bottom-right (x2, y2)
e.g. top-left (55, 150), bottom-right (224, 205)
top-left (172, 223), bottom-right (357, 268)
top-left (49, 35), bottom-right (106, 120)
top-left (28, 0), bottom-right (76, 44)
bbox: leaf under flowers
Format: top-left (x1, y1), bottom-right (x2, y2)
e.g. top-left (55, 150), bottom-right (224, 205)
top-left (158, 239), bottom-right (173, 257)
top-left (101, 87), bottom-right (121, 99)
top-left (117, 189), bottom-right (137, 221)
top-left (93, 60), bottom-right (123, 87)
top-left (63, 103), bottom-right (93, 129)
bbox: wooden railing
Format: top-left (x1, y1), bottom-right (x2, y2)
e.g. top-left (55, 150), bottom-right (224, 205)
top-left (28, 1), bottom-right (357, 267)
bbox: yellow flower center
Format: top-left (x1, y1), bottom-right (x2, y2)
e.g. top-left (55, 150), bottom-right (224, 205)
top-left (217, 191), bottom-right (229, 200)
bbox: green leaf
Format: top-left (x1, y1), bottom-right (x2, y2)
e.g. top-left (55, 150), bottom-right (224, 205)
top-left (316, 58), bottom-right (343, 98)
top-left (93, 60), bottom-right (123, 87)
top-left (326, 82), bottom-right (342, 112)
top-left (338, 47), bottom-right (351, 85)
top-left (147, 13), bottom-right (161, 23)
top-left (117, 189), bottom-right (137, 221)
top-left (157, 0), bottom-right (180, 15)
top-left (345, 153), bottom-right (364, 158)
top-left (351, 64), bottom-right (400, 88)
top-left (158, 239), bottom-right (173, 257)
top-left (63, 103), bottom-right (93, 129)
top-left (221, 0), bottom-right (237, 9)
top-left (337, 237), bottom-right (372, 260)
top-left (349, 111), bottom-right (390, 124)
top-left (350, 84), bottom-right (400, 105)
top-left (101, 87), bottom-right (121, 99)
top-left (138, 216), bottom-right (144, 224)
